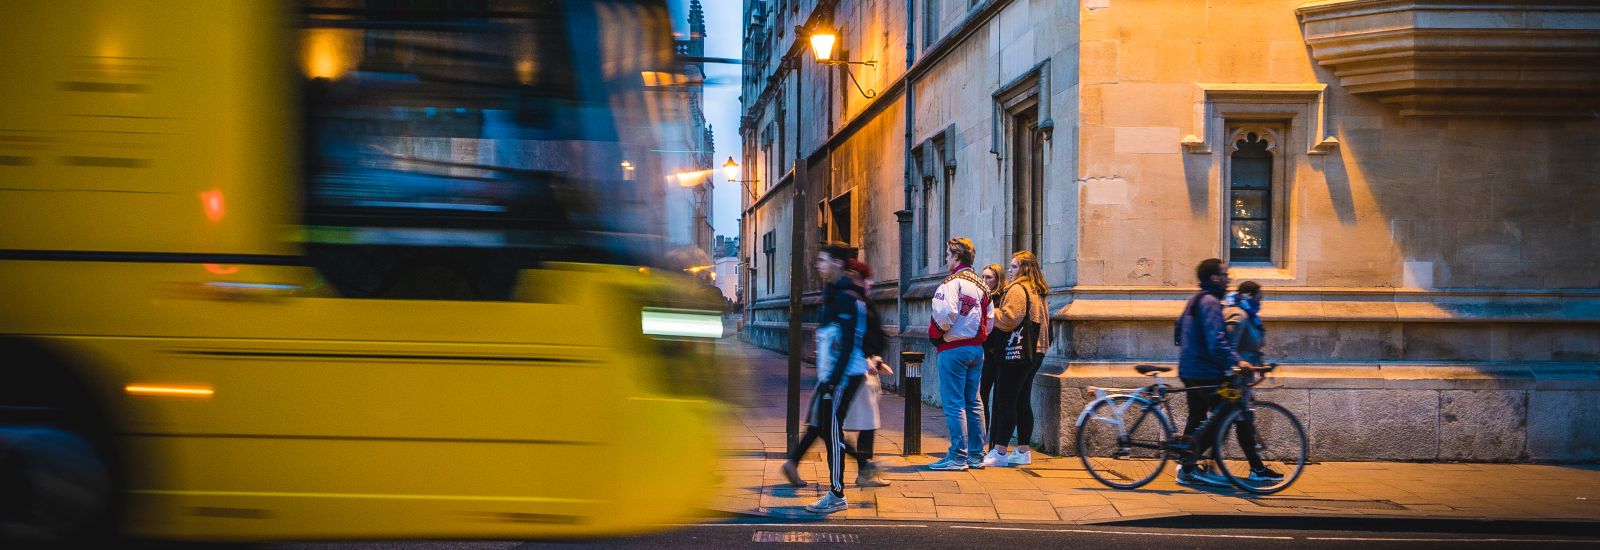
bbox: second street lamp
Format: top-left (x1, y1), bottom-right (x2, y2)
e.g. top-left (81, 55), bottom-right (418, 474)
top-left (723, 157), bottom-right (760, 201)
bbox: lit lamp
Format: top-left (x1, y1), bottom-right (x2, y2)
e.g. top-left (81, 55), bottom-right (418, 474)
top-left (809, 32), bottom-right (836, 62)
top-left (807, 27), bottom-right (876, 98)
top-left (722, 157), bottom-right (760, 200)
top-left (672, 169), bottom-right (714, 187)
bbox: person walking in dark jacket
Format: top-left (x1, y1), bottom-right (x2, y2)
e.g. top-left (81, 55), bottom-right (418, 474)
top-left (1224, 281), bottom-right (1266, 366)
top-left (1173, 258), bottom-right (1250, 486)
top-left (1221, 280), bottom-right (1277, 479)
top-left (785, 243), bottom-right (870, 514)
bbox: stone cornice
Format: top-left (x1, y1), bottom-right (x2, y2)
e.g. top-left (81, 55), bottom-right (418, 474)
top-left (1296, 0), bottom-right (1600, 116)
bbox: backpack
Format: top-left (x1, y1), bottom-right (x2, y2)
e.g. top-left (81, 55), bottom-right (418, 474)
top-left (852, 289), bottom-right (890, 357)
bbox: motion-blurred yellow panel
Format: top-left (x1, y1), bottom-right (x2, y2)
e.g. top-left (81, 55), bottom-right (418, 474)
top-left (0, 0), bottom-right (725, 543)
top-left (0, 0), bottom-right (296, 256)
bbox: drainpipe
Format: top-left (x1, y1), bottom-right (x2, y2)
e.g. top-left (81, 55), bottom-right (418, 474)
top-left (896, 0), bottom-right (917, 390)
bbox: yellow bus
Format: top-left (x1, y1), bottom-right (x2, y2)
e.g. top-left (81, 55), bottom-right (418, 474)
top-left (0, 0), bottom-right (726, 542)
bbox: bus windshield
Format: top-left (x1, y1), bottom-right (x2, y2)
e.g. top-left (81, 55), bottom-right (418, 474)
top-left (300, 0), bottom-right (688, 299)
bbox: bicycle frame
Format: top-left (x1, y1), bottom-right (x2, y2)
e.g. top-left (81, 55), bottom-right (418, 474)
top-left (1076, 370), bottom-right (1258, 461)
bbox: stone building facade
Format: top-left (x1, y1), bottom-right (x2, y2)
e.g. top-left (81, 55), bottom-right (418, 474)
top-left (738, 0), bottom-right (1600, 461)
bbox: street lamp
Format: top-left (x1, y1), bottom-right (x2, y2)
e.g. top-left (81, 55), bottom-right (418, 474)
top-left (669, 169), bottom-right (714, 252)
top-left (671, 169), bottom-right (714, 187)
top-left (809, 32), bottom-right (836, 62)
top-left (807, 28), bottom-right (877, 98)
top-left (722, 157), bottom-right (761, 201)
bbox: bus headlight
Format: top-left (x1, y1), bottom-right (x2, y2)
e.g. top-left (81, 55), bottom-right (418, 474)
top-left (640, 308), bottom-right (722, 339)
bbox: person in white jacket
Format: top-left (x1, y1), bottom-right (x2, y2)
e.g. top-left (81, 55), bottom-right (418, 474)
top-left (926, 237), bottom-right (993, 471)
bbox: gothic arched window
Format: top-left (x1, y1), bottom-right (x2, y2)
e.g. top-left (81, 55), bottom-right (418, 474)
top-left (1228, 129), bottom-right (1276, 262)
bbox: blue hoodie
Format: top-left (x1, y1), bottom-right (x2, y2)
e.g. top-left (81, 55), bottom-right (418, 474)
top-left (1174, 280), bottom-right (1243, 380)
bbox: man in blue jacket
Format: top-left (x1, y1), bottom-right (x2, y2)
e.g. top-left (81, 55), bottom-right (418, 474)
top-left (1173, 258), bottom-right (1253, 486)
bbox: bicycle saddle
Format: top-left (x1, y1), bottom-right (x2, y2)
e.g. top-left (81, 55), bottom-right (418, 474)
top-left (1134, 364), bottom-right (1172, 375)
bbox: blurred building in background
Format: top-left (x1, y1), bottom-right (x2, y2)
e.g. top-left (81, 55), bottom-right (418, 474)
top-left (736, 0), bottom-right (1600, 461)
top-left (661, 0), bottom-right (718, 255)
top-left (713, 234), bottom-right (741, 302)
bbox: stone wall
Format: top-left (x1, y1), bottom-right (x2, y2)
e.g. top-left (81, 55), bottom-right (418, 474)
top-left (1038, 364), bottom-right (1600, 462)
top-left (1055, 0), bottom-right (1600, 461)
top-left (741, 0), bottom-right (1600, 462)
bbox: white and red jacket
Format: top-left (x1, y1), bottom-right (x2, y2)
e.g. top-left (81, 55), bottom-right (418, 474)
top-left (928, 265), bottom-right (992, 351)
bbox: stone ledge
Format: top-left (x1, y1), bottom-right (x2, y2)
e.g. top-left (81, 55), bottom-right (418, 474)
top-left (1042, 363), bottom-right (1600, 460)
top-left (1052, 361), bottom-right (1600, 391)
top-left (1059, 298), bottom-right (1600, 323)
top-left (1296, 0), bottom-right (1600, 116)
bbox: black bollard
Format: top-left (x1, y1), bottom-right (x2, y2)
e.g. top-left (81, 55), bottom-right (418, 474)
top-left (900, 351), bottom-right (925, 456)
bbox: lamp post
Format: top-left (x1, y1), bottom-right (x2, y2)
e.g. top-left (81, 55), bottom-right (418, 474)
top-left (783, 33), bottom-right (806, 454)
top-left (779, 24), bottom-right (879, 453)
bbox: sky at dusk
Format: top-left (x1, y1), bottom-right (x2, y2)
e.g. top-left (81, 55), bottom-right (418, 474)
top-left (668, 0), bottom-right (745, 242)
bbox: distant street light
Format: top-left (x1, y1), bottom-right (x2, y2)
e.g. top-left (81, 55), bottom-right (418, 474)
top-left (722, 157), bottom-right (760, 201)
top-left (671, 169), bottom-right (714, 187)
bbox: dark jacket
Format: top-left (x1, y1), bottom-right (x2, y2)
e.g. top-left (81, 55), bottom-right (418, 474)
top-left (982, 291), bottom-right (1009, 357)
top-left (819, 276), bottom-right (867, 387)
top-left (1175, 283), bottom-right (1242, 380)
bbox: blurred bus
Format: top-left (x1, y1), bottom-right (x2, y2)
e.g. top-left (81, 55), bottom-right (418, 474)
top-left (0, 0), bottom-right (727, 542)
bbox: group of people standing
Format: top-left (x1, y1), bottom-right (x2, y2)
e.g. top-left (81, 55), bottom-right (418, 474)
top-left (926, 238), bottom-right (1051, 472)
top-left (782, 237), bottom-right (1055, 514)
top-left (783, 242), bottom-right (1275, 514)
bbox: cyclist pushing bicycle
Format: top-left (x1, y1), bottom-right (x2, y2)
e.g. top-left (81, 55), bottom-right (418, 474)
top-left (1073, 259), bottom-right (1307, 494)
top-left (1174, 259), bottom-right (1279, 486)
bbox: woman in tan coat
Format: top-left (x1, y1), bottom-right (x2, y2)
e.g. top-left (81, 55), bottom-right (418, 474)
top-left (978, 251), bottom-right (1051, 467)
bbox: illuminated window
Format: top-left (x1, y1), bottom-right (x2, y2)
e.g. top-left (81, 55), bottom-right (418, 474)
top-left (1226, 128), bottom-right (1279, 263)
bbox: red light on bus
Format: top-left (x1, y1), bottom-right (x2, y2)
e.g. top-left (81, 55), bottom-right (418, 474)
top-left (204, 264), bottom-right (239, 275)
top-left (200, 189), bottom-right (225, 221)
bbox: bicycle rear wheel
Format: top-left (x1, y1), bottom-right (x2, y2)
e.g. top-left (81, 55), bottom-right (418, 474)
top-left (1213, 401), bottom-right (1307, 494)
top-left (1076, 396), bottom-right (1171, 489)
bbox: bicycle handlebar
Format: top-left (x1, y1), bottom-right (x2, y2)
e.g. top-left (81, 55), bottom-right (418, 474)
top-left (1235, 362), bottom-right (1278, 387)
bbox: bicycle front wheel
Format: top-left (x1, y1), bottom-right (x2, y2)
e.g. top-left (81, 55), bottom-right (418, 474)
top-left (1076, 396), bottom-right (1171, 489)
top-left (1213, 401), bottom-right (1307, 494)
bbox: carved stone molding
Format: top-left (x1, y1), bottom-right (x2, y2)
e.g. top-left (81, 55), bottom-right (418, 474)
top-left (1181, 84), bottom-right (1339, 155)
top-left (1297, 0), bottom-right (1600, 116)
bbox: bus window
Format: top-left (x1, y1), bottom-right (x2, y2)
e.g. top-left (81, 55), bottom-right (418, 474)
top-left (300, 0), bottom-right (648, 300)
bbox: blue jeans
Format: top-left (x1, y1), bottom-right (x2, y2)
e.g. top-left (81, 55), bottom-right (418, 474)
top-left (937, 345), bottom-right (986, 461)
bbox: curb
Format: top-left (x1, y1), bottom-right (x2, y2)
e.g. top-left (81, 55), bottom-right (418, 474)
top-left (1096, 512), bottom-right (1600, 536)
top-left (706, 506), bottom-right (1600, 536)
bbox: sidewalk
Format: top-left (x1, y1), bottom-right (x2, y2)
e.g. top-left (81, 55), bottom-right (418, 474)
top-left (709, 338), bottom-right (1600, 526)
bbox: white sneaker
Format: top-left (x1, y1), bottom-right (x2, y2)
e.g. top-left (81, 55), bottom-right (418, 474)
top-left (980, 448), bottom-right (1007, 468)
top-left (805, 493), bottom-right (848, 514)
top-left (1006, 449), bottom-right (1033, 465)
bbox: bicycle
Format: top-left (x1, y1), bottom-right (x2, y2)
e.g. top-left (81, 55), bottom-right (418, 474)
top-left (1072, 363), bottom-right (1307, 494)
